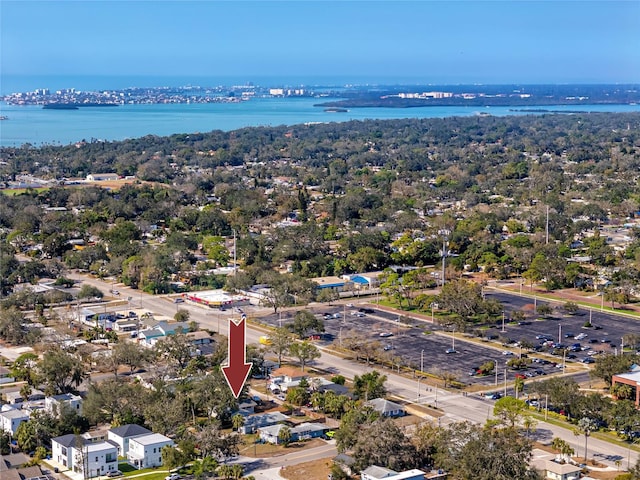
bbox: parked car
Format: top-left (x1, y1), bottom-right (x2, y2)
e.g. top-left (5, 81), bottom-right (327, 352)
top-left (165, 475), bottom-right (181, 480)
top-left (445, 348), bottom-right (457, 354)
top-left (106, 471), bottom-right (122, 478)
top-left (379, 332), bottom-right (393, 337)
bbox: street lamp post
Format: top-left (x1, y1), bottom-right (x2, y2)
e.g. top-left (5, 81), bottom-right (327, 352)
top-left (559, 324), bottom-right (562, 344)
top-left (495, 359), bottom-right (499, 386)
top-left (420, 349), bottom-right (424, 374)
top-left (503, 368), bottom-right (507, 396)
top-left (501, 311), bottom-right (506, 332)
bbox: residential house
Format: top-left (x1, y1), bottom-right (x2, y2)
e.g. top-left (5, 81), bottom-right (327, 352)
top-left (333, 453), bottom-right (356, 476)
top-left (137, 321), bottom-right (190, 348)
top-left (270, 367), bottom-right (307, 385)
top-left (0, 365), bottom-right (15, 384)
top-left (366, 398), bottom-right (406, 418)
top-left (107, 424), bottom-right (152, 456)
top-left (543, 461), bottom-right (581, 480)
top-left (361, 466), bottom-right (398, 480)
top-left (45, 393), bottom-right (83, 417)
top-left (241, 411), bottom-right (289, 434)
top-left (0, 465), bottom-right (45, 480)
top-left (361, 466), bottom-right (426, 480)
top-left (258, 422), bottom-right (329, 444)
top-left (237, 399), bottom-right (258, 415)
top-left (86, 173), bottom-right (119, 182)
top-left (127, 433), bottom-right (174, 469)
top-left (3, 389), bottom-right (45, 405)
top-left (186, 330), bottom-right (215, 356)
top-left (51, 433), bottom-right (119, 478)
top-left (0, 407), bottom-right (30, 435)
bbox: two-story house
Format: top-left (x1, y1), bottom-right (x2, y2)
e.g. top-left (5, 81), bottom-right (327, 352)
top-left (51, 434), bottom-right (118, 478)
top-left (0, 407), bottom-right (30, 435)
top-left (107, 424), bottom-right (152, 456)
top-left (127, 433), bottom-right (174, 469)
top-left (45, 393), bottom-right (83, 417)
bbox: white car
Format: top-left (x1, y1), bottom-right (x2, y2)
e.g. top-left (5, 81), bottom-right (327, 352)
top-left (379, 332), bottom-right (393, 338)
top-left (165, 474), bottom-right (181, 480)
top-left (502, 350), bottom-right (514, 356)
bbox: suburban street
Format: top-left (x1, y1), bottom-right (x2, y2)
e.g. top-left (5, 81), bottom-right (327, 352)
top-left (64, 273), bottom-right (640, 470)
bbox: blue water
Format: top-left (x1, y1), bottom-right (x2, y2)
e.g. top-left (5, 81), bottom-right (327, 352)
top-left (2, 98), bottom-right (640, 147)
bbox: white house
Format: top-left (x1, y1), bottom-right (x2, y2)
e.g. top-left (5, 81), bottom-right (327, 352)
top-left (0, 407), bottom-right (30, 435)
top-left (51, 434), bottom-right (119, 478)
top-left (127, 433), bottom-right (174, 469)
top-left (366, 398), bottom-right (406, 418)
top-left (86, 173), bottom-right (119, 182)
top-left (45, 393), bottom-right (83, 417)
top-left (544, 460), bottom-right (581, 480)
top-left (361, 466), bottom-right (426, 480)
top-left (107, 424), bottom-right (152, 456)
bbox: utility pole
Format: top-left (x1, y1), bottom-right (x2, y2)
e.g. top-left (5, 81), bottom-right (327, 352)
top-left (233, 229), bottom-right (237, 276)
top-left (546, 205), bottom-right (549, 244)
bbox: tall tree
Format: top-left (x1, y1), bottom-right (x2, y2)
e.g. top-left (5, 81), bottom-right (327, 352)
top-left (289, 341), bottom-right (320, 371)
top-left (352, 418), bottom-right (419, 471)
top-left (353, 370), bottom-right (387, 401)
top-left (269, 327), bottom-right (293, 367)
top-left (38, 348), bottom-right (87, 395)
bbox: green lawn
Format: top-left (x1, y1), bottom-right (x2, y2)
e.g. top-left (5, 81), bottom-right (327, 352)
top-left (119, 463), bottom-right (169, 479)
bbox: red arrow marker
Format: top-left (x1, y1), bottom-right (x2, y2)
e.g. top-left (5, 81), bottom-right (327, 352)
top-left (222, 318), bottom-right (252, 398)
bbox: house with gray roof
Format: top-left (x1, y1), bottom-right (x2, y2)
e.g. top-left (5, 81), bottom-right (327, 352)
top-left (51, 433), bottom-right (118, 478)
top-left (0, 407), bottom-right (30, 435)
top-left (258, 422), bottom-right (329, 444)
top-left (107, 424), bottom-right (151, 456)
top-left (366, 398), bottom-right (406, 418)
top-left (240, 411), bottom-right (289, 434)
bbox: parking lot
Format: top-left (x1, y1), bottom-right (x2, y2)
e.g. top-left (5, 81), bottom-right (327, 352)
top-left (257, 303), bottom-right (561, 387)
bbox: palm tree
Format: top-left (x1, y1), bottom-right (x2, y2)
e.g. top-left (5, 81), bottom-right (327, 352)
top-left (217, 464), bottom-right (233, 480)
top-left (551, 437), bottom-right (575, 463)
top-left (278, 425), bottom-right (292, 446)
top-left (576, 417), bottom-right (598, 461)
top-left (231, 414), bottom-right (245, 433)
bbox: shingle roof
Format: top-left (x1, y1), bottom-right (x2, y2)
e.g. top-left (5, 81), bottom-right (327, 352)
top-left (52, 434), bottom-right (82, 448)
top-left (108, 424), bottom-right (151, 438)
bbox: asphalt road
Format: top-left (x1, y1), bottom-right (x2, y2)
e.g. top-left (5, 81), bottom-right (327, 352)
top-left (64, 274), bottom-right (639, 470)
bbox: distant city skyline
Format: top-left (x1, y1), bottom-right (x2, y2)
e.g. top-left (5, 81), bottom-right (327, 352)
top-left (1, 1), bottom-right (639, 84)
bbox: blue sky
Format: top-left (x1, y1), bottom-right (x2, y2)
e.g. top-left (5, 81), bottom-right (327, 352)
top-left (1, 0), bottom-right (639, 84)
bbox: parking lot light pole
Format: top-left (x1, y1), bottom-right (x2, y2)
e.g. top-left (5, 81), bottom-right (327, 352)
top-left (503, 368), bottom-right (507, 396)
top-left (421, 349), bottom-right (424, 374)
top-left (495, 360), bottom-right (499, 386)
top-left (559, 324), bottom-right (562, 344)
top-left (501, 312), bottom-right (506, 332)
